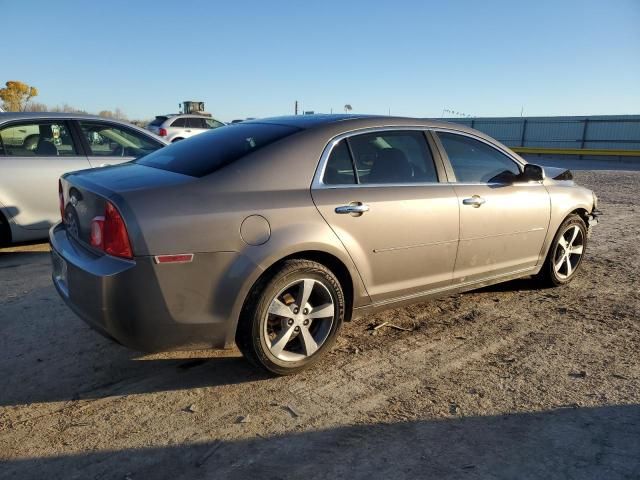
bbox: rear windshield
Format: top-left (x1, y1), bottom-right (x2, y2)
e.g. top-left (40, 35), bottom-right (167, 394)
top-left (136, 123), bottom-right (301, 177)
top-left (149, 116), bottom-right (168, 126)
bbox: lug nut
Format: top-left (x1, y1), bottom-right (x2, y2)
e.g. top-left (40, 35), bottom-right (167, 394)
top-left (303, 308), bottom-right (309, 314)
top-left (295, 326), bottom-right (300, 332)
top-left (287, 319), bottom-right (294, 326)
top-left (293, 307), bottom-right (299, 314)
top-left (303, 319), bottom-right (309, 326)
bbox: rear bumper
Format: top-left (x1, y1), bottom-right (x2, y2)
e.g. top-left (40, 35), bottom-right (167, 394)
top-left (50, 223), bottom-right (252, 352)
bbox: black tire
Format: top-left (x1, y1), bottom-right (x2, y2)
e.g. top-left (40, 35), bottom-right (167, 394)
top-left (0, 212), bottom-right (10, 246)
top-left (536, 214), bottom-right (587, 287)
top-left (171, 137), bottom-right (183, 143)
top-left (236, 259), bottom-right (345, 375)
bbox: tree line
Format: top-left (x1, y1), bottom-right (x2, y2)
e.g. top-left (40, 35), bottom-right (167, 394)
top-left (0, 80), bottom-right (149, 126)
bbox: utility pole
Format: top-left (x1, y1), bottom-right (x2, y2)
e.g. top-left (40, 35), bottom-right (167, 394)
top-left (294, 101), bottom-right (298, 116)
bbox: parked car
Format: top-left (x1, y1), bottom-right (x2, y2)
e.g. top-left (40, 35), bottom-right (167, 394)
top-left (146, 114), bottom-right (225, 142)
top-left (0, 112), bottom-right (167, 244)
top-left (51, 115), bottom-right (599, 375)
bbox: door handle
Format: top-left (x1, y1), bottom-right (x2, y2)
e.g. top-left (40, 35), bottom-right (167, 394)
top-left (335, 203), bottom-right (370, 215)
top-left (462, 195), bottom-right (486, 208)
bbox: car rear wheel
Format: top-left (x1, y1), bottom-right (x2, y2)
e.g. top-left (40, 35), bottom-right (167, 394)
top-left (536, 214), bottom-right (587, 287)
top-left (237, 259), bottom-right (344, 375)
top-left (171, 137), bottom-right (183, 143)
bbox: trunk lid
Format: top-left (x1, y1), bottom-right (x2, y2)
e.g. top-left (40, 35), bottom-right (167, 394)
top-left (60, 162), bottom-right (193, 250)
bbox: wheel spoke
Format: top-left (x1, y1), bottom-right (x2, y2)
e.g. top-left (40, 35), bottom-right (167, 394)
top-left (269, 325), bottom-right (295, 357)
top-left (268, 299), bottom-right (294, 319)
top-left (297, 279), bottom-right (315, 309)
top-left (554, 257), bottom-right (564, 273)
top-left (558, 236), bottom-right (569, 250)
top-left (565, 256), bottom-right (573, 277)
top-left (299, 325), bottom-right (319, 356)
top-left (568, 226), bottom-right (580, 246)
top-left (307, 303), bottom-right (334, 319)
top-left (569, 245), bottom-right (583, 255)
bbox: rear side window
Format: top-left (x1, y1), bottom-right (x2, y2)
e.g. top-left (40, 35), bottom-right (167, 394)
top-left (149, 116), bottom-right (168, 127)
top-left (0, 121), bottom-right (78, 157)
top-left (437, 132), bottom-right (520, 183)
top-left (171, 118), bottom-right (187, 128)
top-left (323, 140), bottom-right (356, 185)
top-left (136, 123), bottom-right (301, 177)
top-left (349, 131), bottom-right (438, 184)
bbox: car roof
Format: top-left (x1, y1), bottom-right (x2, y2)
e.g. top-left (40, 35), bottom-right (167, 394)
top-left (166, 113), bottom-right (216, 118)
top-left (245, 114), bottom-right (480, 134)
top-left (0, 111), bottom-right (127, 122)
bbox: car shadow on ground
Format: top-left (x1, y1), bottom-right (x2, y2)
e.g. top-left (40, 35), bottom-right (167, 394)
top-left (1, 341), bottom-right (271, 407)
top-left (3, 404), bottom-right (639, 479)
top-left (0, 248), bottom-right (49, 266)
top-left (472, 276), bottom-right (545, 294)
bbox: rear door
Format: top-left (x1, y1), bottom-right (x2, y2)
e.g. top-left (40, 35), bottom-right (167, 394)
top-left (76, 120), bottom-right (165, 167)
top-left (312, 129), bottom-right (459, 303)
top-left (0, 119), bottom-right (90, 230)
top-left (433, 130), bottom-right (551, 283)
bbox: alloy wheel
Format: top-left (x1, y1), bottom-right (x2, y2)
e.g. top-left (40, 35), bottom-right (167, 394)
top-left (553, 225), bottom-right (584, 280)
top-left (264, 278), bottom-right (335, 362)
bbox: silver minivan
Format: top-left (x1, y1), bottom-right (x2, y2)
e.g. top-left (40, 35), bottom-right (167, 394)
top-left (0, 112), bottom-right (167, 244)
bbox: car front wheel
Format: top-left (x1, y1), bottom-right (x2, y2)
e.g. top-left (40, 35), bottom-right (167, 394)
top-left (537, 214), bottom-right (587, 287)
top-left (237, 259), bottom-right (345, 375)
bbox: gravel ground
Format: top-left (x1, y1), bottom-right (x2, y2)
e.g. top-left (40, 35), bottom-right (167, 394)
top-left (1, 171), bottom-right (639, 479)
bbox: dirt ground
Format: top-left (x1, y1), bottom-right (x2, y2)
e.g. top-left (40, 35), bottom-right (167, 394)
top-left (1, 170), bottom-right (639, 479)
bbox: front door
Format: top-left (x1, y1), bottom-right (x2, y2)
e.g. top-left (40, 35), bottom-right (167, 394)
top-left (76, 120), bottom-right (165, 167)
top-left (434, 131), bottom-right (550, 283)
top-left (312, 130), bottom-right (460, 303)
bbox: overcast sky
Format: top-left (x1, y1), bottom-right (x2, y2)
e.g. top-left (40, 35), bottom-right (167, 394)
top-left (3, 0), bottom-right (639, 121)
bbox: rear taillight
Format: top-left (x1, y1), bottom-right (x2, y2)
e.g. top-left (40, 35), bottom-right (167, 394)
top-left (158, 128), bottom-right (167, 137)
top-left (58, 179), bottom-right (64, 221)
top-left (89, 201), bottom-right (133, 259)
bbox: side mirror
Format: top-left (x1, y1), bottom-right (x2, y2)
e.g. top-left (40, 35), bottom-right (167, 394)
top-left (523, 164), bottom-right (545, 182)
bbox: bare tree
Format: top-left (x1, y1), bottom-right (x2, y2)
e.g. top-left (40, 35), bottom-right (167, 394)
top-left (24, 102), bottom-right (49, 112)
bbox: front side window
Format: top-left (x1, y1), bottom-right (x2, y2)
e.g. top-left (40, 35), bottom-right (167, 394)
top-left (79, 121), bottom-right (163, 158)
top-left (136, 123), bottom-right (301, 177)
top-left (186, 118), bottom-right (206, 129)
top-left (204, 118), bottom-right (225, 129)
top-left (0, 121), bottom-right (78, 157)
top-left (437, 132), bottom-right (521, 183)
top-left (349, 131), bottom-right (438, 184)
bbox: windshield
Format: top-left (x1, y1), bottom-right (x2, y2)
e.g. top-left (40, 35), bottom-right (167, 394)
top-left (136, 123), bottom-right (301, 177)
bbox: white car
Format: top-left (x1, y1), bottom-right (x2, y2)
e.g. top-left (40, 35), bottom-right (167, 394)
top-left (147, 114), bottom-right (225, 143)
